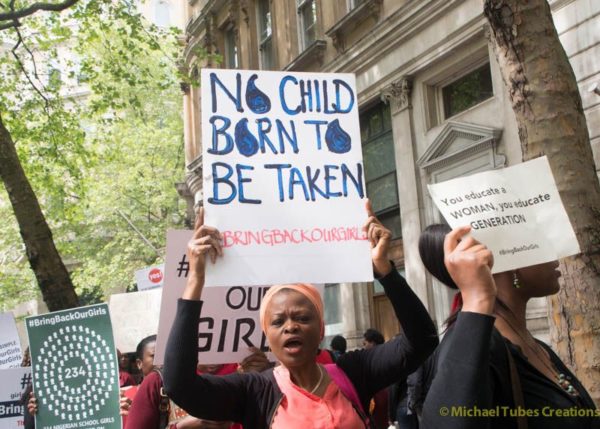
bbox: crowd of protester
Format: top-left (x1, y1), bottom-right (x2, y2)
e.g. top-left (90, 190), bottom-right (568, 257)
top-left (15, 203), bottom-right (599, 429)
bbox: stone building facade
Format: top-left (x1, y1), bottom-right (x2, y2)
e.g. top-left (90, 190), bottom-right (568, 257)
top-left (176, 0), bottom-right (600, 347)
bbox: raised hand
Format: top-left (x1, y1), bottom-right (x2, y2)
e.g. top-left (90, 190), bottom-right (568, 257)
top-left (362, 199), bottom-right (393, 277)
top-left (27, 392), bottom-right (38, 416)
top-left (443, 226), bottom-right (496, 315)
top-left (183, 207), bottom-right (223, 300)
top-left (119, 389), bottom-right (132, 417)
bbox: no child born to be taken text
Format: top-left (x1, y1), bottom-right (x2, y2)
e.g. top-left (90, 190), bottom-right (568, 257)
top-left (207, 72), bottom-right (364, 205)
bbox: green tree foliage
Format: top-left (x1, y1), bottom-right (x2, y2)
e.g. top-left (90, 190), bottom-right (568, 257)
top-left (0, 0), bottom-right (186, 310)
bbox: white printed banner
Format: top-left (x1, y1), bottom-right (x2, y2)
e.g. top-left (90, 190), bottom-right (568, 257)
top-left (428, 156), bottom-right (580, 273)
top-left (134, 264), bottom-right (165, 291)
top-left (201, 68), bottom-right (372, 286)
top-left (154, 230), bottom-right (322, 365)
top-left (0, 366), bottom-right (30, 429)
top-left (0, 312), bottom-right (22, 369)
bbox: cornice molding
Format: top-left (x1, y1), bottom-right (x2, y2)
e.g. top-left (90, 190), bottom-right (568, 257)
top-left (284, 40), bottom-right (327, 71)
top-left (417, 121), bottom-right (505, 173)
top-left (325, 0), bottom-right (382, 53)
top-left (322, 0), bottom-right (486, 103)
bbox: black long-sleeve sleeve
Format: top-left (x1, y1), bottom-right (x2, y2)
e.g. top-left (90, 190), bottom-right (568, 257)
top-left (420, 311), bottom-right (496, 429)
top-left (338, 269), bottom-right (439, 411)
top-left (162, 299), bottom-right (274, 424)
top-left (407, 365), bottom-right (423, 413)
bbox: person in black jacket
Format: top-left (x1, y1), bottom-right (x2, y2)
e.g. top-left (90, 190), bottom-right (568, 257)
top-left (419, 224), bottom-right (598, 429)
top-left (163, 202), bottom-right (438, 429)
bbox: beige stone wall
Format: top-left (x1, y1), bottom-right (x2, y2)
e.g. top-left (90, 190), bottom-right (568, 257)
top-left (178, 0), bottom-right (600, 338)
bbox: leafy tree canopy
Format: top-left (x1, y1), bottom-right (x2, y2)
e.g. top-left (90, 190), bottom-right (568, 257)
top-left (0, 0), bottom-right (186, 310)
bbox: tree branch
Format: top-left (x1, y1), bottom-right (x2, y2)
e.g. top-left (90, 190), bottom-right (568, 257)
top-left (0, 18), bottom-right (18, 30)
top-left (11, 28), bottom-right (50, 112)
top-left (0, 0), bottom-right (78, 23)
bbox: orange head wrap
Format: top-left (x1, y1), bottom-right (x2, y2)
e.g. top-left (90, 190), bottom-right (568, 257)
top-left (259, 283), bottom-right (324, 340)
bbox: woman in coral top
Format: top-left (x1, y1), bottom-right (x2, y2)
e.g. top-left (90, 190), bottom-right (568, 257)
top-left (163, 203), bottom-right (438, 429)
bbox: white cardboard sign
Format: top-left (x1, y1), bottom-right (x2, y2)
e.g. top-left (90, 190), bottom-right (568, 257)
top-left (0, 366), bottom-right (31, 428)
top-left (201, 68), bottom-right (372, 286)
top-left (428, 156), bottom-right (580, 273)
top-left (154, 230), bottom-right (322, 365)
top-left (109, 288), bottom-right (162, 353)
top-left (0, 312), bottom-right (22, 369)
top-left (134, 264), bottom-right (165, 291)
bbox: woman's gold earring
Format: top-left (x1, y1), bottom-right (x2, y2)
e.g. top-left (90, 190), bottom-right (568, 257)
top-left (512, 272), bottom-right (521, 289)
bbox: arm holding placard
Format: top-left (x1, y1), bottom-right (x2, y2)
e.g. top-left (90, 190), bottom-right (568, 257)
top-left (420, 226), bottom-right (498, 429)
top-left (164, 209), bottom-right (264, 424)
top-left (335, 203), bottom-right (438, 410)
top-left (182, 208), bottom-right (223, 301)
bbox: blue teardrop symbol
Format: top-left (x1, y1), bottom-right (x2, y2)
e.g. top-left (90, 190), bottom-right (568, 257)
top-left (245, 74), bottom-right (271, 114)
top-left (325, 119), bottom-right (352, 154)
top-left (235, 118), bottom-right (259, 157)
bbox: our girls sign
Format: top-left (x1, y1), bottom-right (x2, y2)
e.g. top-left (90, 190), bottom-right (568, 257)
top-left (201, 69), bottom-right (372, 286)
top-left (0, 366), bottom-right (31, 429)
top-left (153, 230), bottom-right (324, 365)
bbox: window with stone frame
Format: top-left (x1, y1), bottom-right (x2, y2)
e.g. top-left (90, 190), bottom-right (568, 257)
top-left (257, 0), bottom-right (273, 69)
top-left (360, 102), bottom-right (402, 238)
top-left (297, 0), bottom-right (317, 50)
top-left (224, 26), bottom-right (239, 69)
top-left (442, 63), bottom-right (493, 119)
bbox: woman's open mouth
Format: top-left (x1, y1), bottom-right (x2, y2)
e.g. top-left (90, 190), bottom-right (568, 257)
top-left (283, 337), bottom-right (304, 354)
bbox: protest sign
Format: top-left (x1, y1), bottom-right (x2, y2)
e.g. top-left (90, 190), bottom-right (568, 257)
top-left (109, 288), bottom-right (162, 353)
top-left (0, 312), bottom-right (22, 369)
top-left (428, 156), bottom-right (580, 273)
top-left (134, 264), bottom-right (165, 291)
top-left (0, 366), bottom-right (30, 429)
top-left (26, 304), bottom-right (121, 429)
top-left (153, 230), bottom-right (322, 365)
top-left (201, 68), bottom-right (372, 286)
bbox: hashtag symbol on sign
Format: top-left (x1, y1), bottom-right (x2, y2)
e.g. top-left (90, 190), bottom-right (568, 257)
top-left (21, 372), bottom-right (32, 389)
top-left (177, 254), bottom-right (189, 278)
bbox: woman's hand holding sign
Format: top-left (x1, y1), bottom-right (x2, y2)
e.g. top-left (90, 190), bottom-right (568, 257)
top-left (363, 199), bottom-right (393, 277)
top-left (183, 207), bottom-right (223, 301)
top-left (443, 226), bottom-right (496, 315)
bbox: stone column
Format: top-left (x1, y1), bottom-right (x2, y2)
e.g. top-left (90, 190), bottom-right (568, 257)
top-left (381, 77), bottom-right (431, 312)
top-left (339, 281), bottom-right (372, 349)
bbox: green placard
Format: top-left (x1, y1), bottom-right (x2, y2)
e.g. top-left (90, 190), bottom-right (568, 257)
top-left (26, 304), bottom-right (121, 429)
